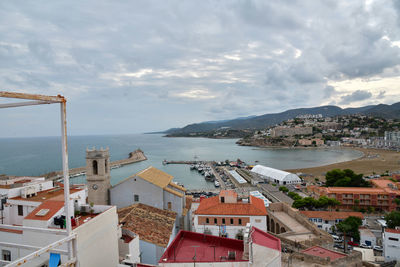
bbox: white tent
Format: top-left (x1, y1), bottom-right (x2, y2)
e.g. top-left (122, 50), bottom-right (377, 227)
top-left (251, 165), bottom-right (301, 185)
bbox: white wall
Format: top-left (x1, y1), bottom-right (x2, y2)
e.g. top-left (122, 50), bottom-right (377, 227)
top-left (383, 231), bottom-right (400, 262)
top-left (73, 206), bottom-right (119, 267)
top-left (194, 215), bottom-right (266, 239)
top-left (110, 177), bottom-right (163, 209)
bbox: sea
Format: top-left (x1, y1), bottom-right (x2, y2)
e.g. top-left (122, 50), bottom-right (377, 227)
top-left (0, 134), bottom-right (363, 189)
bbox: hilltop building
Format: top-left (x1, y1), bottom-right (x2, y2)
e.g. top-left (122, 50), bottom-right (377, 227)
top-left (251, 165), bottom-right (302, 185)
top-left (110, 166), bottom-right (190, 230)
top-left (271, 126), bottom-right (312, 137)
top-left (159, 225), bottom-right (282, 266)
top-left (194, 190), bottom-right (267, 239)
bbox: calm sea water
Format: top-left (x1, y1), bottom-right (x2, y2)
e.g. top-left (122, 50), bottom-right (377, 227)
top-left (0, 134), bottom-right (363, 189)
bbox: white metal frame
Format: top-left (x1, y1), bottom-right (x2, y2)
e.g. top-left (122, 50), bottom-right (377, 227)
top-left (0, 91), bottom-right (75, 266)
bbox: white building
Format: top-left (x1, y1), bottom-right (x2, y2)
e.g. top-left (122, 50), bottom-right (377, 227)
top-left (360, 228), bottom-right (376, 247)
top-left (300, 211), bottom-right (364, 233)
top-left (0, 185), bottom-right (120, 267)
top-left (194, 190), bottom-right (267, 239)
top-left (383, 228), bottom-right (400, 262)
top-left (251, 165), bottom-right (302, 185)
top-left (117, 203), bottom-right (177, 266)
top-left (110, 166), bottom-right (190, 230)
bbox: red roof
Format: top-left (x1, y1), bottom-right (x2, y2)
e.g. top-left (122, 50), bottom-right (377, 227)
top-left (159, 230), bottom-right (245, 263)
top-left (24, 200), bottom-right (64, 221)
top-left (251, 227), bottom-right (281, 251)
top-left (386, 228), bottom-right (400, 234)
top-left (195, 196), bottom-right (267, 216)
top-left (302, 246), bottom-right (347, 261)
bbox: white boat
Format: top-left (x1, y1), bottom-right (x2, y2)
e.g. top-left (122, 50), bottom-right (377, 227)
top-left (214, 181), bottom-right (220, 187)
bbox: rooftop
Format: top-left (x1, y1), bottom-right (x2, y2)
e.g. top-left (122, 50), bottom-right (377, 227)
top-left (10, 187), bottom-right (84, 202)
top-left (385, 228), bottom-right (400, 234)
top-left (118, 203), bottom-right (177, 247)
top-left (159, 230), bottom-right (245, 263)
top-left (302, 246), bottom-right (347, 261)
top-left (195, 195), bottom-right (267, 216)
top-left (220, 190), bottom-right (238, 198)
top-left (24, 200), bottom-right (64, 221)
top-left (300, 211), bottom-right (364, 221)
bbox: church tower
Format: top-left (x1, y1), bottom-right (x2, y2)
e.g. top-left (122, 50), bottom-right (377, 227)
top-left (86, 147), bottom-right (111, 205)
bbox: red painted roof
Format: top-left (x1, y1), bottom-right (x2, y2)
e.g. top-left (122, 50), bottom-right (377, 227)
top-left (302, 246), bottom-right (347, 260)
top-left (24, 200), bottom-right (64, 221)
top-left (386, 228), bottom-right (400, 234)
top-left (159, 230), bottom-right (245, 263)
top-left (251, 227), bottom-right (281, 251)
top-left (195, 196), bottom-right (267, 216)
top-left (10, 187), bottom-right (84, 202)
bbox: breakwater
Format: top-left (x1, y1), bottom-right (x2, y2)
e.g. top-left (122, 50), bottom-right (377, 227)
top-left (43, 149), bottom-right (147, 180)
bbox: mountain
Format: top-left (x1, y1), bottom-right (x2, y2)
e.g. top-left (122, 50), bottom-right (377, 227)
top-left (166, 102), bottom-right (400, 134)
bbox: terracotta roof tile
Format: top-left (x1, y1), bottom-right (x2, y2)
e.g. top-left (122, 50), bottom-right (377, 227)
top-left (386, 228), bottom-right (400, 234)
top-left (24, 200), bottom-right (64, 221)
top-left (302, 246), bottom-right (346, 260)
top-left (10, 187), bottom-right (84, 202)
top-left (300, 211), bottom-right (364, 221)
top-left (118, 203), bottom-right (177, 247)
top-left (136, 166), bottom-right (173, 188)
top-left (195, 195), bottom-right (267, 216)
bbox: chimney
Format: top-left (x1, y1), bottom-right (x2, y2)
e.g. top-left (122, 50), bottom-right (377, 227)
top-left (242, 223), bottom-right (251, 260)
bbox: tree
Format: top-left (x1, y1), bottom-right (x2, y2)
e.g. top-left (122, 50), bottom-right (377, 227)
top-left (325, 169), bottom-right (370, 187)
top-left (385, 211), bottom-right (400, 229)
top-left (279, 186), bottom-right (289, 193)
top-left (337, 216), bottom-right (362, 242)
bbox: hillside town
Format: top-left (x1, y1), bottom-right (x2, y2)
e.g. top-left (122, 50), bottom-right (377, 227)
top-left (237, 114), bottom-right (400, 150)
top-left (1, 92), bottom-right (400, 267)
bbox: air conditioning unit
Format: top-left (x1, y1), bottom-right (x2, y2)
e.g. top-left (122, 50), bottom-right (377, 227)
top-left (21, 186), bottom-right (37, 198)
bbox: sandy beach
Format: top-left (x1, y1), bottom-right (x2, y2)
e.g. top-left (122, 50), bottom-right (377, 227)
top-left (286, 147), bottom-right (400, 181)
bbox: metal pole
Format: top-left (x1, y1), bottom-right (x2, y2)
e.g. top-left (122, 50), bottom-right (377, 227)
top-left (60, 101), bottom-right (73, 260)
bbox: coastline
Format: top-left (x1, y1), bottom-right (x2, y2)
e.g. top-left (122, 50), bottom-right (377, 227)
top-left (285, 147), bottom-right (400, 181)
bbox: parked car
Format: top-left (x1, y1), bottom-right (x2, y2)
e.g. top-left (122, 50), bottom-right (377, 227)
top-left (360, 243), bottom-right (372, 249)
top-left (347, 241), bottom-right (359, 247)
top-left (334, 244), bottom-right (344, 249)
top-left (373, 245), bottom-right (383, 251)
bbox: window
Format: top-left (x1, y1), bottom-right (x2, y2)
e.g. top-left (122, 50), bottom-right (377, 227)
top-left (214, 218), bottom-right (217, 224)
top-left (18, 205), bottom-right (23, 216)
top-left (168, 202), bottom-right (172, 210)
top-left (318, 219), bottom-right (322, 223)
top-left (222, 218), bottom-right (226, 224)
top-left (238, 219), bottom-right (242, 225)
top-left (389, 237), bottom-right (399, 241)
top-left (230, 218), bottom-right (234, 224)
top-left (2, 250), bottom-right (11, 261)
top-left (92, 160), bottom-right (98, 175)
top-left (221, 197), bottom-right (225, 203)
top-left (105, 159), bottom-right (108, 173)
top-left (134, 194), bottom-right (139, 202)
top-left (206, 218), bottom-right (209, 224)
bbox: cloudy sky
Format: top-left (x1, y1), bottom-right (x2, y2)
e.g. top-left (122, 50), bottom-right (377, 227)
top-left (1, 0), bottom-right (400, 137)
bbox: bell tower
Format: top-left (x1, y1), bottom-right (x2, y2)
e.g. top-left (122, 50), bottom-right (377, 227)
top-left (86, 147), bottom-right (111, 205)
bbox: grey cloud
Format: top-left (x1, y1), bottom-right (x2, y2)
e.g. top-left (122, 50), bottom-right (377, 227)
top-left (340, 90), bottom-right (373, 105)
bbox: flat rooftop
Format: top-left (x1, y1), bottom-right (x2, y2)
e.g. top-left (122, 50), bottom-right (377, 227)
top-left (159, 231), bottom-right (245, 263)
top-left (10, 187), bottom-right (84, 202)
top-left (302, 246), bottom-right (347, 261)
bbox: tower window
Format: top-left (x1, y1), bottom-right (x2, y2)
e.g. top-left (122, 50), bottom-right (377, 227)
top-left (93, 160), bottom-right (98, 175)
top-left (134, 194), bottom-right (139, 202)
top-left (105, 159), bottom-right (108, 173)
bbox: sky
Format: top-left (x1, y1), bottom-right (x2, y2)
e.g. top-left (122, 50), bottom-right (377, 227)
top-left (1, 0), bottom-right (400, 137)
